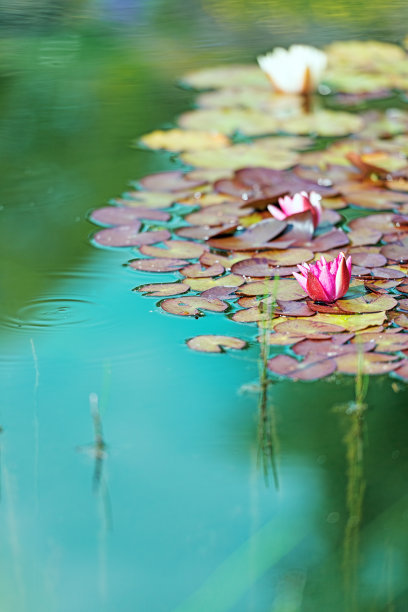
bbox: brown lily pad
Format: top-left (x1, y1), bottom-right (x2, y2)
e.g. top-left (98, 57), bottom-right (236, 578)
top-left (208, 219), bottom-right (287, 251)
top-left (90, 206), bottom-right (170, 225)
top-left (381, 244), bottom-right (408, 262)
top-left (133, 283), bottom-right (190, 297)
top-left (351, 252), bottom-right (387, 267)
top-left (138, 170), bottom-right (204, 192)
top-left (238, 279), bottom-right (307, 300)
top-left (93, 227), bottom-right (170, 248)
top-left (139, 128), bottom-right (230, 152)
top-left (337, 294), bottom-right (397, 313)
top-left (179, 263), bottom-right (225, 278)
top-left (129, 257), bottom-right (187, 273)
top-left (139, 240), bottom-right (206, 259)
top-left (175, 223), bottom-right (239, 240)
top-left (160, 297), bottom-right (228, 317)
top-left (335, 352), bottom-right (401, 375)
top-left (186, 335), bottom-right (247, 353)
top-left (274, 319), bottom-right (346, 337)
top-left (292, 338), bottom-right (375, 358)
top-left (274, 300), bottom-right (315, 317)
top-left (267, 354), bottom-right (337, 380)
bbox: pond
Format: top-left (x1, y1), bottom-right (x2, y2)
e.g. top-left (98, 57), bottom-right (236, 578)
top-left (1, 1), bottom-right (408, 611)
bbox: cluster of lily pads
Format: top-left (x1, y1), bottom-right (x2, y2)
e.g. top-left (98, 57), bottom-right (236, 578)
top-left (90, 40), bottom-right (408, 381)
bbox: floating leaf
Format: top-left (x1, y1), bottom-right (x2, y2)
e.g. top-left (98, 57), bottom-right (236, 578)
top-left (231, 307), bottom-right (269, 323)
top-left (394, 360), bottom-right (408, 380)
top-left (181, 143), bottom-right (299, 171)
top-left (335, 352), bottom-right (401, 375)
top-left (138, 171), bottom-right (204, 192)
top-left (129, 257), bottom-right (187, 273)
top-left (179, 263), bottom-right (225, 278)
top-left (94, 227), bottom-right (170, 248)
top-left (310, 311), bottom-right (387, 331)
top-left (90, 206), bottom-right (170, 226)
top-left (351, 331), bottom-right (408, 352)
top-left (175, 223), bottom-right (239, 241)
top-left (133, 283), bottom-right (190, 297)
top-left (200, 286), bottom-right (237, 300)
top-left (183, 273), bottom-right (245, 291)
top-left (139, 129), bottom-right (230, 152)
top-left (347, 229), bottom-right (383, 247)
top-left (381, 244), bottom-right (408, 262)
top-left (181, 64), bottom-right (267, 90)
top-left (267, 354), bottom-right (337, 380)
top-left (160, 297), bottom-right (228, 316)
top-left (281, 110), bottom-right (363, 136)
top-left (274, 318), bottom-right (346, 337)
top-left (209, 219), bottom-right (287, 251)
top-left (275, 300), bottom-right (315, 317)
top-left (292, 338), bottom-right (374, 357)
top-left (231, 258), bottom-right (297, 277)
top-left (238, 279), bottom-right (306, 300)
top-left (351, 252), bottom-right (387, 267)
top-left (186, 335), bottom-right (247, 353)
top-left (139, 240), bottom-right (206, 259)
top-left (307, 228), bottom-right (349, 252)
top-left (337, 294), bottom-right (397, 313)
top-left (178, 108), bottom-right (280, 136)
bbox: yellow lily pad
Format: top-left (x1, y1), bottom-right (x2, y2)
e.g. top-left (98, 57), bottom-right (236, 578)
top-left (139, 128), bottom-right (230, 152)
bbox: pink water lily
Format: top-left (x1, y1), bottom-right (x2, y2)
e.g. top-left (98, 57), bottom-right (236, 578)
top-left (293, 252), bottom-right (352, 303)
top-left (268, 191), bottom-right (322, 229)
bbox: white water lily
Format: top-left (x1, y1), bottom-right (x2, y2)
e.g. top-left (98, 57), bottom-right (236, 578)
top-left (257, 45), bottom-right (327, 94)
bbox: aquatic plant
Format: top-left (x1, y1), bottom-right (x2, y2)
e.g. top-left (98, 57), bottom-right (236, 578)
top-left (90, 38), bottom-right (408, 383)
top-left (293, 252), bottom-right (352, 303)
top-left (257, 45), bottom-right (327, 94)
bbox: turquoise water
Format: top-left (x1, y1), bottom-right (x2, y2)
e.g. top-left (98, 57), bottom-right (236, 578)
top-left (1, 2), bottom-right (408, 610)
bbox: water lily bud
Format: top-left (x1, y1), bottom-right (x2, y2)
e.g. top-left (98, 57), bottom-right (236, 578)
top-left (293, 252), bottom-right (352, 303)
top-left (257, 45), bottom-right (327, 94)
top-left (268, 191), bottom-right (322, 229)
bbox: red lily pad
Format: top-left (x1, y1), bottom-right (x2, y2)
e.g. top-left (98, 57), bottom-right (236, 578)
top-left (90, 206), bottom-right (170, 225)
top-left (267, 354), bottom-right (337, 380)
top-left (186, 335), bottom-right (247, 353)
top-left (133, 283), bottom-right (190, 297)
top-left (139, 240), bottom-right (206, 259)
top-left (160, 297), bottom-right (228, 317)
top-left (129, 258), bottom-right (187, 273)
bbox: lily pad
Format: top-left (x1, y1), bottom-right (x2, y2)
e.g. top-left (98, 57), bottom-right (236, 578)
top-left (238, 279), bottom-right (306, 300)
top-left (336, 294), bottom-right (397, 313)
top-left (267, 354), bottom-right (337, 380)
top-left (181, 64), bottom-right (267, 90)
top-left (280, 110), bottom-right (363, 137)
top-left (186, 335), bottom-right (247, 353)
top-left (310, 311), bottom-right (387, 331)
top-left (139, 128), bottom-right (230, 151)
top-left (90, 206), bottom-right (170, 226)
top-left (160, 297), bottom-right (228, 317)
top-left (274, 319), bottom-right (346, 337)
top-left (139, 240), bottom-right (206, 259)
top-left (208, 219), bottom-right (287, 251)
top-left (179, 263), bottom-right (225, 278)
top-left (129, 257), bottom-right (188, 273)
top-left (94, 227), bottom-right (170, 248)
top-left (133, 283), bottom-right (190, 297)
top-left (178, 108), bottom-right (280, 136)
top-left (335, 352), bottom-right (401, 375)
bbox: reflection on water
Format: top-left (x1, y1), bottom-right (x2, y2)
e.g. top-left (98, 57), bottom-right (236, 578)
top-left (1, 1), bottom-right (408, 611)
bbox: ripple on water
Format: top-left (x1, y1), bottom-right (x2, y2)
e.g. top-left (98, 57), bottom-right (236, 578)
top-left (0, 297), bottom-right (106, 333)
